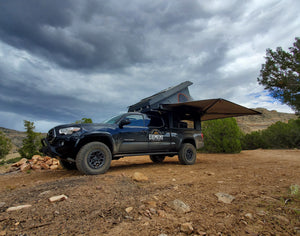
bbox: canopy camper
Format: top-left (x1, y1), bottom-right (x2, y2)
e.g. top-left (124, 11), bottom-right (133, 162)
top-left (128, 81), bottom-right (261, 128)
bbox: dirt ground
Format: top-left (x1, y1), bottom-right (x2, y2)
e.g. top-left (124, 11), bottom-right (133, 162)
top-left (0, 149), bottom-right (299, 236)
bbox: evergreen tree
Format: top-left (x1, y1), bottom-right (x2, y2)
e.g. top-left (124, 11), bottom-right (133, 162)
top-left (258, 37), bottom-right (300, 115)
top-left (18, 120), bottom-right (42, 159)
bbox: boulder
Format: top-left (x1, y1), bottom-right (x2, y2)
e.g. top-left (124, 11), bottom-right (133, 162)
top-left (11, 158), bottom-right (27, 167)
top-left (45, 159), bottom-right (53, 165)
top-left (31, 164), bottom-right (41, 170)
top-left (32, 155), bottom-right (41, 160)
top-left (52, 159), bottom-right (60, 165)
top-left (40, 163), bottom-right (49, 170)
top-left (20, 163), bottom-right (31, 172)
top-left (50, 164), bottom-right (59, 170)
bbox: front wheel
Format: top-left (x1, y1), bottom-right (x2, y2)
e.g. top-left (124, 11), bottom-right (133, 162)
top-left (150, 155), bottom-right (165, 163)
top-left (178, 143), bottom-right (197, 165)
top-left (76, 142), bottom-right (112, 175)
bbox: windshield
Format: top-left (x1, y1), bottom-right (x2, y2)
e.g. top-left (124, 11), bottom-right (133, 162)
top-left (103, 114), bottom-right (124, 124)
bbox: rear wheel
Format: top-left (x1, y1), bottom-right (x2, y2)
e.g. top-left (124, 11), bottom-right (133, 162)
top-left (150, 155), bottom-right (165, 163)
top-left (76, 142), bottom-right (112, 175)
top-left (178, 143), bottom-right (197, 165)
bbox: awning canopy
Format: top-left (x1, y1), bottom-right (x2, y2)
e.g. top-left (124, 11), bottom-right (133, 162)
top-left (160, 98), bottom-right (261, 121)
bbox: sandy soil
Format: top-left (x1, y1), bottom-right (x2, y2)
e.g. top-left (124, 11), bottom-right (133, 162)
top-left (0, 149), bottom-right (299, 236)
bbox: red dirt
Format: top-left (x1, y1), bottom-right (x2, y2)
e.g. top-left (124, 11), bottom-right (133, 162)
top-left (0, 149), bottom-right (299, 235)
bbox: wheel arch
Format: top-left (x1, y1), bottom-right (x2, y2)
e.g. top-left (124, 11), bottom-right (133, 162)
top-left (75, 134), bottom-right (114, 154)
top-left (181, 138), bottom-right (196, 148)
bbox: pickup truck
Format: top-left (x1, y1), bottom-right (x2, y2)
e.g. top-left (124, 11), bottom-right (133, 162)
top-left (41, 111), bottom-right (204, 175)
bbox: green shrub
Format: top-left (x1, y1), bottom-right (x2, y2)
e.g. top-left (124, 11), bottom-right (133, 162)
top-left (0, 131), bottom-right (12, 159)
top-left (241, 119), bottom-right (300, 149)
top-left (201, 118), bottom-right (242, 153)
top-left (242, 131), bottom-right (267, 150)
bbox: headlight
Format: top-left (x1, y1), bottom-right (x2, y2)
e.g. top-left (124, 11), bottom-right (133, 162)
top-left (59, 127), bottom-right (81, 135)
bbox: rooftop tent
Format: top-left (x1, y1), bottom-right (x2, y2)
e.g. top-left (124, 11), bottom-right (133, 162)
top-left (128, 81), bottom-right (193, 112)
top-left (160, 99), bottom-right (261, 121)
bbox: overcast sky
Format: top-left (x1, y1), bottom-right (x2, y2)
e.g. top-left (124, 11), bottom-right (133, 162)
top-left (0, 0), bottom-right (299, 132)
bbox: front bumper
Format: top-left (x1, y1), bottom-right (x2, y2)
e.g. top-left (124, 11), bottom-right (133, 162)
top-left (41, 138), bottom-right (61, 158)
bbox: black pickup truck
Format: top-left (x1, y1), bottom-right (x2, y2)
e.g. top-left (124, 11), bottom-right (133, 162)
top-left (41, 81), bottom-right (260, 175)
top-left (42, 111), bottom-right (204, 175)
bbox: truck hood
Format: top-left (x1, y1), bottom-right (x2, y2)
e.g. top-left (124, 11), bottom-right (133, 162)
top-left (53, 123), bottom-right (116, 132)
top-left (80, 123), bottom-right (116, 132)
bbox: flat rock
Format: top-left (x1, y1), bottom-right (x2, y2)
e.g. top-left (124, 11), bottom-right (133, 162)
top-left (215, 192), bottom-right (235, 204)
top-left (48, 194), bottom-right (68, 203)
top-left (168, 199), bottom-right (191, 213)
top-left (6, 204), bottom-right (32, 212)
top-left (132, 172), bottom-right (148, 182)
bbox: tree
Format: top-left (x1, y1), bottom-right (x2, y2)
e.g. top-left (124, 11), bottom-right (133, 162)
top-left (75, 118), bottom-right (93, 124)
top-left (18, 120), bottom-right (42, 159)
top-left (201, 118), bottom-right (242, 153)
top-left (0, 131), bottom-right (12, 159)
top-left (258, 37), bottom-right (300, 115)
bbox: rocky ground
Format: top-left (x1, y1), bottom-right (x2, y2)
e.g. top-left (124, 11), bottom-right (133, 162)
top-left (0, 149), bottom-right (299, 236)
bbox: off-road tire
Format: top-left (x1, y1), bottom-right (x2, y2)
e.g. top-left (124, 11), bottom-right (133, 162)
top-left (150, 155), bottom-right (165, 163)
top-left (59, 159), bottom-right (77, 170)
top-left (178, 143), bottom-right (197, 165)
top-left (76, 142), bottom-right (112, 175)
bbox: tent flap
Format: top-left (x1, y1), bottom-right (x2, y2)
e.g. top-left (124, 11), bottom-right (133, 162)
top-left (161, 98), bottom-right (261, 121)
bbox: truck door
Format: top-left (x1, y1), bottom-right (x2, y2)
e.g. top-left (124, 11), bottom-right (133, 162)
top-left (146, 115), bottom-right (172, 152)
top-left (117, 114), bottom-right (148, 154)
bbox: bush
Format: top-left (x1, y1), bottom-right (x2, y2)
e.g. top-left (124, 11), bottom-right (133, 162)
top-left (201, 118), bottom-right (242, 153)
top-left (241, 131), bottom-right (266, 150)
top-left (241, 119), bottom-right (300, 149)
top-left (0, 131), bottom-right (12, 159)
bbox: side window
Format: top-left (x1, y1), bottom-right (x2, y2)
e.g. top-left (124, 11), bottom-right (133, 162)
top-left (125, 114), bottom-right (145, 127)
top-left (147, 115), bottom-right (164, 128)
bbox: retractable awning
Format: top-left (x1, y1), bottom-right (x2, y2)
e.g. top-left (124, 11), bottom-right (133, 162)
top-left (160, 98), bottom-right (261, 121)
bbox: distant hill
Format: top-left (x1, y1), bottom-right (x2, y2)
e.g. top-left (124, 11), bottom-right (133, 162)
top-left (0, 127), bottom-right (26, 153)
top-left (0, 109), bottom-right (298, 154)
top-left (236, 108), bottom-right (297, 133)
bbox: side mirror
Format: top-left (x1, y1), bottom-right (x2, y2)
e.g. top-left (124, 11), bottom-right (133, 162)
top-left (119, 118), bottom-right (131, 128)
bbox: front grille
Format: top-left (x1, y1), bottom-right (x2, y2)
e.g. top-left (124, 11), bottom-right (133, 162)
top-left (47, 128), bottom-right (56, 142)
